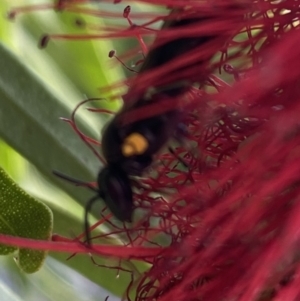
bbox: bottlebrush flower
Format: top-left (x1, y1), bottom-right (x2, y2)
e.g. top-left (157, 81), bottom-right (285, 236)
top-left (5, 0), bottom-right (300, 300)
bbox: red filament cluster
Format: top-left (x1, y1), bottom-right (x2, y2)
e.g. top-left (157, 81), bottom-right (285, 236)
top-left (7, 1), bottom-right (300, 300)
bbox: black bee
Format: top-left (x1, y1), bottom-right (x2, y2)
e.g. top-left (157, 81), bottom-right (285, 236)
top-left (55, 8), bottom-right (222, 243)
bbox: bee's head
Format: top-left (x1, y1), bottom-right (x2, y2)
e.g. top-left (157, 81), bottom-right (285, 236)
top-left (97, 166), bottom-right (133, 222)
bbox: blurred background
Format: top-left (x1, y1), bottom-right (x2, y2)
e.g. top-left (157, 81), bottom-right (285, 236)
top-left (0, 0), bottom-right (164, 300)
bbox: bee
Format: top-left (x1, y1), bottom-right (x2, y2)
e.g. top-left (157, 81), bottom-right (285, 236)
top-left (55, 8), bottom-right (222, 243)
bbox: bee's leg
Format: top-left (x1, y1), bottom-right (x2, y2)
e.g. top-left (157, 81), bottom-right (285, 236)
top-left (168, 146), bottom-right (189, 169)
top-left (169, 123), bottom-right (199, 179)
top-left (175, 122), bottom-right (189, 139)
top-left (84, 195), bottom-right (100, 246)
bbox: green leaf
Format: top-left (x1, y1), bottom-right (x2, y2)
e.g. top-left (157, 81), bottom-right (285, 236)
top-left (0, 256), bottom-right (120, 301)
top-left (0, 42), bottom-right (148, 292)
top-left (0, 167), bottom-right (53, 273)
top-left (0, 41), bottom-right (100, 207)
top-left (0, 0), bottom-right (151, 297)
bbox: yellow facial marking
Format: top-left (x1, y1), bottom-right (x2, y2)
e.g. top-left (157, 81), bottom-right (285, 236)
top-left (122, 133), bottom-right (149, 157)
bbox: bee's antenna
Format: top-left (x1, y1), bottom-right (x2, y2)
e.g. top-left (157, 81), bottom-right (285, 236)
top-left (53, 170), bottom-right (98, 193)
top-left (53, 170), bottom-right (102, 245)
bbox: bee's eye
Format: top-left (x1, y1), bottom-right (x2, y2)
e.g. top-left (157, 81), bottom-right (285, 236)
top-left (98, 167), bottom-right (133, 222)
top-left (121, 132), bottom-right (149, 157)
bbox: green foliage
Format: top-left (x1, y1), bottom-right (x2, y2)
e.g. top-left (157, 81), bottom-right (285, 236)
top-left (0, 0), bottom-right (156, 299)
top-left (0, 167), bottom-right (53, 273)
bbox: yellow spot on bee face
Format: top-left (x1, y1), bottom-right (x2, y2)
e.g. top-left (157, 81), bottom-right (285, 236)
top-left (122, 133), bottom-right (149, 157)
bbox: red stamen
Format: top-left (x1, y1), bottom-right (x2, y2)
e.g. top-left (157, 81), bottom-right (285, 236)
top-left (123, 5), bottom-right (148, 55)
top-left (108, 49), bottom-right (139, 73)
top-left (6, 1), bottom-right (300, 300)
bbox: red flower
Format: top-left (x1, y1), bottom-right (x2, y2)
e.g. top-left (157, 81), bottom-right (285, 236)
top-left (6, 1), bottom-right (300, 300)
